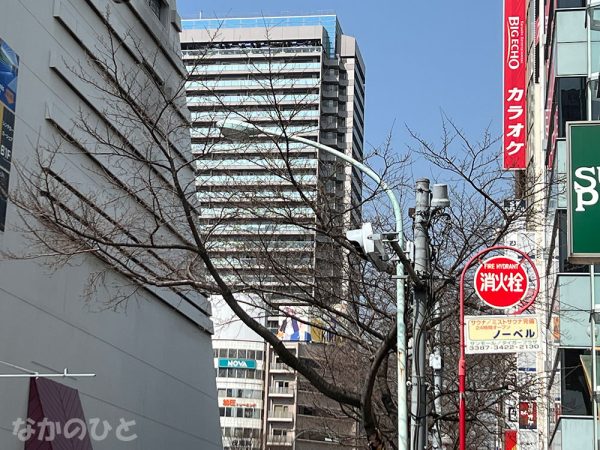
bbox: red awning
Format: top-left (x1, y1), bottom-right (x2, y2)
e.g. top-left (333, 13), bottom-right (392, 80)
top-left (25, 377), bottom-right (93, 449)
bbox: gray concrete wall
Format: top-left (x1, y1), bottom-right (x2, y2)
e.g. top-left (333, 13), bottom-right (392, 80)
top-left (0, 1), bottom-right (221, 448)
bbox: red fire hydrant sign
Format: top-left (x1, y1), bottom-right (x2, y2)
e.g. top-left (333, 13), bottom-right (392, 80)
top-left (474, 256), bottom-right (528, 309)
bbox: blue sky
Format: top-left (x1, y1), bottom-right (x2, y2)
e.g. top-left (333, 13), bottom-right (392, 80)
top-left (177, 1), bottom-right (503, 173)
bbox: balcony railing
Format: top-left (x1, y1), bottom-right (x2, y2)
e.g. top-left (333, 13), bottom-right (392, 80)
top-left (269, 386), bottom-right (293, 395)
top-left (266, 435), bottom-right (293, 445)
top-left (268, 410), bottom-right (294, 419)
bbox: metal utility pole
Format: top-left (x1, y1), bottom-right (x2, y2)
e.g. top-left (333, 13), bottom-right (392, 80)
top-left (411, 179), bottom-right (430, 450)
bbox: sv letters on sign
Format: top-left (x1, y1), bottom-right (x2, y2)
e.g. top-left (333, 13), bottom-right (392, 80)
top-left (573, 166), bottom-right (600, 211)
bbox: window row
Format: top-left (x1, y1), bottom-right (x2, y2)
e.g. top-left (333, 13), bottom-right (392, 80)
top-left (196, 174), bottom-right (318, 186)
top-left (196, 189), bottom-right (317, 202)
top-left (216, 368), bottom-right (264, 380)
top-left (187, 94), bottom-right (320, 104)
top-left (192, 142), bottom-right (310, 152)
top-left (186, 62), bottom-right (321, 74)
top-left (219, 406), bottom-right (262, 419)
top-left (214, 348), bottom-right (264, 360)
top-left (218, 388), bottom-right (263, 399)
top-left (191, 109), bottom-right (319, 121)
top-left (187, 78), bottom-right (320, 89)
top-left (222, 426), bottom-right (261, 438)
top-left (190, 124), bottom-right (318, 138)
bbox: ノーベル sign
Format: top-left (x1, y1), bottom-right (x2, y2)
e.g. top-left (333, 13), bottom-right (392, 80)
top-left (464, 315), bottom-right (541, 354)
top-left (503, 0), bottom-right (527, 169)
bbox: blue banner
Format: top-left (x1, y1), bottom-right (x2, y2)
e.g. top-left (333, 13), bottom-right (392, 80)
top-left (0, 38), bottom-right (18, 112)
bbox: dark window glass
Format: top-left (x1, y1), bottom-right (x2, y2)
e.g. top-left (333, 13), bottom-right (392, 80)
top-left (219, 408), bottom-right (225, 416)
top-left (557, 0), bottom-right (585, 7)
top-left (218, 348), bottom-right (227, 358)
top-left (148, 0), bottom-right (163, 19)
top-left (236, 408), bottom-right (244, 418)
top-left (561, 349), bottom-right (592, 415)
top-left (238, 349), bottom-right (247, 359)
top-left (225, 408), bottom-right (233, 417)
top-left (256, 350), bottom-right (264, 360)
top-left (218, 368), bottom-right (227, 377)
top-left (247, 350), bottom-right (256, 360)
top-left (228, 349), bottom-right (237, 358)
top-left (244, 408), bottom-right (253, 418)
top-left (557, 77), bottom-right (587, 137)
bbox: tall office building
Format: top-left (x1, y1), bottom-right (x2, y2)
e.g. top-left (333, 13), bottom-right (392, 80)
top-left (181, 14), bottom-right (365, 449)
top-left (0, 1), bottom-right (221, 449)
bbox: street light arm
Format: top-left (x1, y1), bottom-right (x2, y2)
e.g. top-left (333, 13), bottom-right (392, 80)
top-left (256, 129), bottom-right (415, 273)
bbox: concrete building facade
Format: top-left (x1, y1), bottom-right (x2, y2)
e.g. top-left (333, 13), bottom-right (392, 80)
top-left (181, 14), bottom-right (365, 450)
top-left (0, 1), bottom-right (221, 449)
top-left (542, 2), bottom-right (600, 448)
top-left (520, 0), bottom-right (600, 448)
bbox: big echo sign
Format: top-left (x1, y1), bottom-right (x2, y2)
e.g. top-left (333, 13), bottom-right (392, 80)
top-left (474, 256), bottom-right (528, 309)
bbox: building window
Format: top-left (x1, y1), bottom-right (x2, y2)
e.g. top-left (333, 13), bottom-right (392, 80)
top-left (148, 0), bottom-right (163, 20)
top-left (557, 77), bottom-right (586, 137)
top-left (557, 0), bottom-right (585, 8)
top-left (561, 349), bottom-right (592, 415)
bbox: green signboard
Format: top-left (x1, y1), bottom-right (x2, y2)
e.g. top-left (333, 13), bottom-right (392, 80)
top-left (567, 121), bottom-right (600, 263)
top-left (217, 358), bottom-right (256, 370)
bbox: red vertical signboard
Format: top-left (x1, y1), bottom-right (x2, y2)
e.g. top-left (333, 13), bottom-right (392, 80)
top-left (504, 430), bottom-right (517, 450)
top-left (503, 0), bottom-right (527, 169)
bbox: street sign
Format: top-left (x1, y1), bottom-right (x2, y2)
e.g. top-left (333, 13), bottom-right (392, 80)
top-left (474, 256), bottom-right (529, 309)
top-left (518, 402), bottom-right (537, 430)
top-left (503, 199), bottom-right (526, 214)
top-left (464, 315), bottom-right (541, 354)
top-left (567, 121), bottom-right (600, 263)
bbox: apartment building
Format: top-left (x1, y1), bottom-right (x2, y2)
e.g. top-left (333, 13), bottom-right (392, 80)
top-left (0, 1), bottom-right (221, 449)
top-left (181, 14), bottom-right (365, 449)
